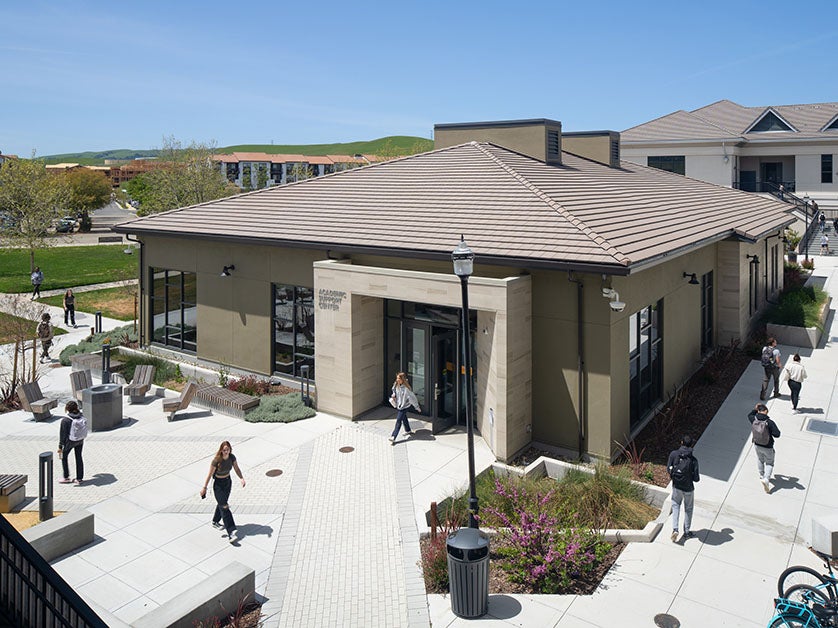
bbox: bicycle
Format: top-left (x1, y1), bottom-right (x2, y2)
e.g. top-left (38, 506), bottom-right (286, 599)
top-left (778, 550), bottom-right (838, 601)
top-left (768, 585), bottom-right (838, 627)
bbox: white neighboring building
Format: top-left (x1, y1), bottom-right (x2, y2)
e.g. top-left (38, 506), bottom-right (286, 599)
top-left (621, 100), bottom-right (838, 210)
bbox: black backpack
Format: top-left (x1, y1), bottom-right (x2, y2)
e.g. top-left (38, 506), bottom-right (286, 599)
top-left (670, 453), bottom-right (692, 485)
top-left (761, 346), bottom-right (774, 368)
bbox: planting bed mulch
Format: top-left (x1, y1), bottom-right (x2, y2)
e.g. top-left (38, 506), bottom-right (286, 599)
top-left (422, 536), bottom-right (625, 595)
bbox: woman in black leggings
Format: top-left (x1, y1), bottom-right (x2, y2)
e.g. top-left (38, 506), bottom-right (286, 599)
top-left (200, 441), bottom-right (246, 543)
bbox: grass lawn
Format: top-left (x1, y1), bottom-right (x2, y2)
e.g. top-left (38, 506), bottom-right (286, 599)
top-left (40, 285), bottom-right (137, 321)
top-left (0, 245), bottom-right (138, 294)
top-left (0, 311), bottom-right (67, 344)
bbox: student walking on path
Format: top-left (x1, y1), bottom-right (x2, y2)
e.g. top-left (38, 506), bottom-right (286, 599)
top-left (30, 266), bottom-right (43, 299)
top-left (667, 435), bottom-right (700, 542)
top-left (63, 289), bottom-right (76, 327)
top-left (760, 338), bottom-right (782, 400)
top-left (200, 441), bottom-right (246, 544)
top-left (37, 313), bottom-right (54, 362)
top-left (58, 401), bottom-right (88, 485)
top-left (783, 354), bottom-right (807, 412)
top-left (389, 372), bottom-right (421, 444)
top-left (748, 403), bottom-right (781, 493)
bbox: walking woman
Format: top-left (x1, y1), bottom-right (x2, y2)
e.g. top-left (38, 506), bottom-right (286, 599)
top-left (389, 372), bottom-right (421, 444)
top-left (200, 441), bottom-right (246, 543)
top-left (63, 289), bottom-right (76, 327)
top-left (783, 353), bottom-right (808, 413)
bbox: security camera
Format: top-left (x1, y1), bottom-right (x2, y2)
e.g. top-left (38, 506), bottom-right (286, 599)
top-left (609, 300), bottom-right (626, 312)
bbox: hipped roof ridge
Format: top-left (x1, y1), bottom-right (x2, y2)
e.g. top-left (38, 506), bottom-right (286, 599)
top-left (472, 142), bottom-right (630, 265)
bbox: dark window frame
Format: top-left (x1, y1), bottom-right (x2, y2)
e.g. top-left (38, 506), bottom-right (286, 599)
top-left (700, 271), bottom-right (714, 354)
top-left (272, 284), bottom-right (315, 379)
top-left (629, 300), bottom-right (663, 427)
top-left (149, 267), bottom-right (197, 353)
top-left (822, 154), bottom-right (833, 184)
top-left (647, 155), bottom-right (685, 175)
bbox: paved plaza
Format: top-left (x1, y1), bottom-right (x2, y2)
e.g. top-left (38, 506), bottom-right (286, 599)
top-left (1, 255), bottom-right (838, 626)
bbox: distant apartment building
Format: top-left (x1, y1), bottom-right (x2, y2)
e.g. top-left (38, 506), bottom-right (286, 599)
top-left (622, 100), bottom-right (838, 211)
top-left (212, 152), bottom-right (380, 189)
top-left (0, 151), bottom-right (18, 166)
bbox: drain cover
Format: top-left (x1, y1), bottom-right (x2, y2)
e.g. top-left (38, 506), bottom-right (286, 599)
top-left (654, 614), bottom-right (680, 628)
top-left (339, 446), bottom-right (354, 453)
top-left (807, 419), bottom-right (838, 436)
top-left (265, 469), bottom-right (283, 477)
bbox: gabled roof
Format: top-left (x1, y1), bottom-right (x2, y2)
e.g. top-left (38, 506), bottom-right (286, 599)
top-left (115, 142), bottom-right (793, 273)
top-left (622, 109), bottom-right (740, 142)
top-left (624, 99), bottom-right (838, 142)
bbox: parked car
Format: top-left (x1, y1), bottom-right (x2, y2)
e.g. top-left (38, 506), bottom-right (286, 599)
top-left (55, 216), bottom-right (78, 233)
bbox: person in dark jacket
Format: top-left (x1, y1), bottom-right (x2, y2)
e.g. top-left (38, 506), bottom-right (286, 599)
top-left (748, 403), bottom-right (781, 493)
top-left (667, 435), bottom-right (700, 542)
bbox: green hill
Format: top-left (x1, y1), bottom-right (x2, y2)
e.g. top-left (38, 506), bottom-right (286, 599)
top-left (42, 136), bottom-right (432, 165)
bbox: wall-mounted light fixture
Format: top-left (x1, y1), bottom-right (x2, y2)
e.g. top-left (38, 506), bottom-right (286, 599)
top-left (601, 287), bottom-right (626, 312)
top-left (221, 264), bottom-right (236, 277)
top-left (746, 254), bottom-right (759, 263)
top-left (682, 272), bottom-right (699, 285)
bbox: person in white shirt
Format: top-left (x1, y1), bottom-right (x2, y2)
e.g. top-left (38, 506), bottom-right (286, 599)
top-left (783, 353), bottom-right (808, 413)
top-left (388, 372), bottom-right (421, 444)
top-left (820, 233), bottom-right (829, 256)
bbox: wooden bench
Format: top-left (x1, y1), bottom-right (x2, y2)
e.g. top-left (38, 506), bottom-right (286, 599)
top-left (70, 369), bottom-right (93, 405)
top-left (124, 364), bottom-right (156, 403)
top-left (18, 382), bottom-right (58, 421)
top-left (0, 474), bottom-right (28, 512)
top-left (194, 384), bottom-right (260, 419)
top-left (163, 381), bottom-right (198, 421)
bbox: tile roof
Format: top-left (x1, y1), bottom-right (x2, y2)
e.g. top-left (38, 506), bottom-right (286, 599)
top-left (624, 99), bottom-right (838, 142)
top-left (115, 142), bottom-right (793, 273)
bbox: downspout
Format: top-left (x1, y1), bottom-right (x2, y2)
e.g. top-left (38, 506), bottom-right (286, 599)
top-left (125, 234), bottom-right (144, 346)
top-left (567, 271), bottom-right (585, 459)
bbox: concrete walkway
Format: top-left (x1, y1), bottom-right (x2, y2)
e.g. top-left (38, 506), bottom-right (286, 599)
top-left (1, 255), bottom-right (837, 627)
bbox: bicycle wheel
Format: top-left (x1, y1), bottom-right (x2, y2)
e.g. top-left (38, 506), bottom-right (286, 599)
top-left (768, 616), bottom-right (809, 628)
top-left (768, 617), bottom-right (809, 628)
top-left (778, 565), bottom-right (833, 598)
top-left (784, 583), bottom-right (831, 606)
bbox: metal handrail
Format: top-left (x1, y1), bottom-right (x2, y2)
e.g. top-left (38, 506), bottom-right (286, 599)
top-left (0, 513), bottom-right (107, 627)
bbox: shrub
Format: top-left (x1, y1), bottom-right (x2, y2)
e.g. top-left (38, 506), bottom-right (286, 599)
top-left (227, 375), bottom-right (270, 396)
top-left (802, 258), bottom-right (815, 270)
top-left (59, 324), bottom-right (138, 365)
top-left (114, 352), bottom-right (181, 386)
top-left (766, 284), bottom-right (828, 330)
top-left (244, 393), bottom-right (315, 423)
top-left (486, 478), bottom-right (610, 593)
top-left (420, 532), bottom-right (450, 592)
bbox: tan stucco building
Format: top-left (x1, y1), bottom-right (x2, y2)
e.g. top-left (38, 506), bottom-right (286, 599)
top-left (116, 119), bottom-right (794, 462)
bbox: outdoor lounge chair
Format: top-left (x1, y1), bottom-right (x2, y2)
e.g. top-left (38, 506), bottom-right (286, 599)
top-left (124, 364), bottom-right (156, 404)
top-left (69, 369), bottom-right (93, 405)
top-left (163, 381), bottom-right (198, 421)
top-left (17, 382), bottom-right (58, 421)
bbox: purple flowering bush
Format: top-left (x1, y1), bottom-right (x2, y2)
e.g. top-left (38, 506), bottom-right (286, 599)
top-left (484, 478), bottom-right (610, 593)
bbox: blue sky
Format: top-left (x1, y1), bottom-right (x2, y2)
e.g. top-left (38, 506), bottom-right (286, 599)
top-left (2, 1), bottom-right (836, 156)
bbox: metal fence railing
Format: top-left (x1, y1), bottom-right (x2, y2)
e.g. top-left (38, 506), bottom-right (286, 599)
top-left (0, 513), bottom-right (107, 628)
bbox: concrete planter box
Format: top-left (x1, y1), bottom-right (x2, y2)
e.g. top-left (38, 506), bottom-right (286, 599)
top-left (767, 296), bottom-right (831, 349)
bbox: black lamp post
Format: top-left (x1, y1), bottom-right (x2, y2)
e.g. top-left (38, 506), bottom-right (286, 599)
top-left (452, 236), bottom-right (479, 529)
top-left (803, 193), bottom-right (810, 263)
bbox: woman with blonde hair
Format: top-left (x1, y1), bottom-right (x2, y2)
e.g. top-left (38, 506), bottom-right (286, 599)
top-left (389, 372), bottom-right (421, 444)
top-left (200, 441), bottom-right (246, 543)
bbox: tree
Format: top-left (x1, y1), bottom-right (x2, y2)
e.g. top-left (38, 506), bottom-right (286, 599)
top-left (0, 156), bottom-right (69, 271)
top-left (136, 137), bottom-right (238, 215)
top-left (287, 162), bottom-right (313, 184)
top-left (124, 173), bottom-right (154, 207)
top-left (62, 168), bottom-right (111, 231)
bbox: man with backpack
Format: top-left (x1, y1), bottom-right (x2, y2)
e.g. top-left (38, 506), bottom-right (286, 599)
top-left (667, 435), bottom-right (700, 542)
top-left (760, 337), bottom-right (781, 401)
top-left (748, 403), bottom-right (781, 493)
top-left (37, 313), bottom-right (54, 363)
top-left (58, 400), bottom-right (88, 485)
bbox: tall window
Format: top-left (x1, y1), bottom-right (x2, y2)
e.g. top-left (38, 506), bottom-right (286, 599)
top-left (629, 301), bottom-right (663, 427)
top-left (748, 258), bottom-right (759, 315)
top-left (150, 268), bottom-right (197, 352)
top-left (701, 272), bottom-right (713, 354)
top-left (273, 284), bottom-right (315, 378)
top-left (822, 155), bottom-right (833, 184)
top-left (648, 156), bottom-right (685, 175)
top-left (770, 245), bottom-right (779, 293)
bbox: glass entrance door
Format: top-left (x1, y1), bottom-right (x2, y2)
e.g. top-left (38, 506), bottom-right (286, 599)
top-left (405, 324), bottom-right (427, 411)
top-left (432, 330), bottom-right (457, 433)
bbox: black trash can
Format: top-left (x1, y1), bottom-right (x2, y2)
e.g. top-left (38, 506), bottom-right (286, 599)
top-left (446, 527), bottom-right (489, 618)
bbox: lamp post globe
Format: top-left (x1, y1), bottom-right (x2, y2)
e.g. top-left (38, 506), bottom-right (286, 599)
top-left (451, 235), bottom-right (478, 528)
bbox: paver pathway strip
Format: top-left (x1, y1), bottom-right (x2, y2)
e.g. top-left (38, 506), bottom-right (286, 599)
top-left (262, 423), bottom-right (428, 628)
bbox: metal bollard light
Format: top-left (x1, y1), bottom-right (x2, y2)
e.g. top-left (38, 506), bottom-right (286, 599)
top-left (39, 451), bottom-right (54, 521)
top-left (101, 341), bottom-right (111, 384)
top-left (300, 365), bottom-right (311, 407)
top-left (94, 311), bottom-right (103, 334)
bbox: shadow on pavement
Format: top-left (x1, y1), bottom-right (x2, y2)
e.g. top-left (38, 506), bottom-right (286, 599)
top-left (169, 410), bottom-right (213, 422)
top-left (770, 475), bottom-right (805, 494)
top-left (487, 594), bottom-right (523, 620)
top-left (236, 523), bottom-right (275, 540)
top-left (407, 428), bottom-right (436, 441)
top-left (84, 473), bottom-right (116, 487)
top-left (698, 527), bottom-right (734, 546)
